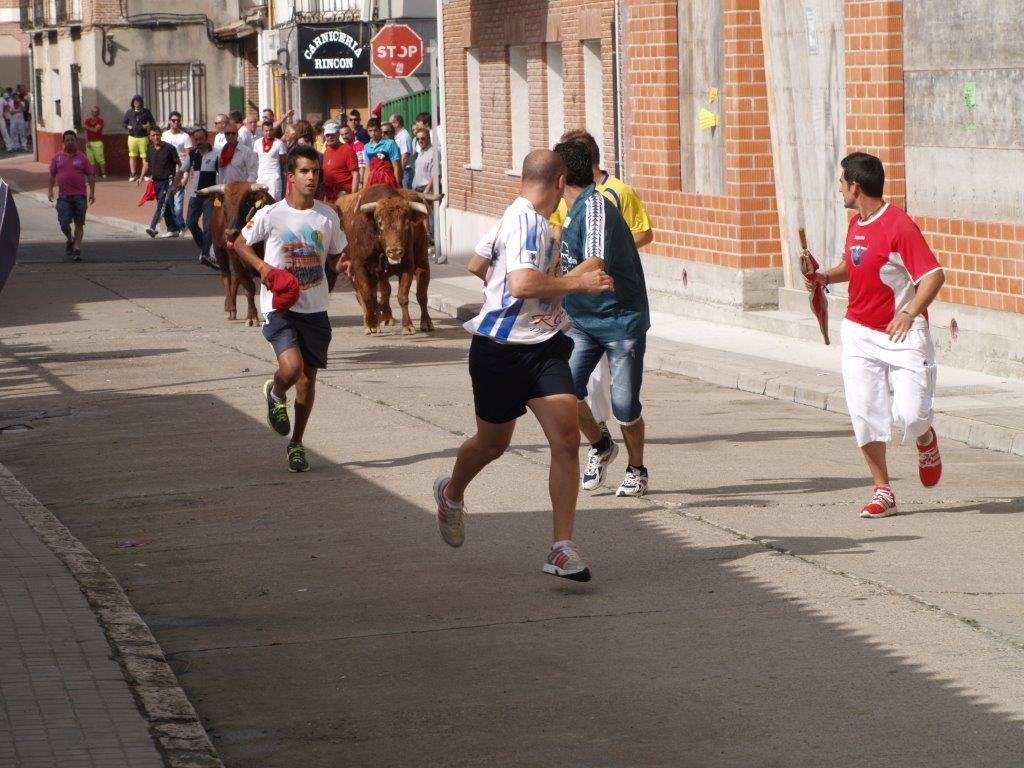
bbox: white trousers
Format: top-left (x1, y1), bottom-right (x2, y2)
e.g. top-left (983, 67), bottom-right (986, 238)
top-left (0, 118), bottom-right (10, 149)
top-left (257, 175), bottom-right (282, 201)
top-left (586, 354), bottom-right (612, 423)
top-left (8, 116), bottom-right (27, 150)
top-left (841, 318), bottom-right (936, 447)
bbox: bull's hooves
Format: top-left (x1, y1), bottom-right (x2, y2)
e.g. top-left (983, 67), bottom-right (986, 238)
top-left (382, 317), bottom-right (396, 326)
top-left (402, 326), bottom-right (417, 335)
top-left (364, 327), bottom-right (372, 335)
top-left (227, 314), bottom-right (237, 321)
top-left (247, 319), bottom-right (256, 327)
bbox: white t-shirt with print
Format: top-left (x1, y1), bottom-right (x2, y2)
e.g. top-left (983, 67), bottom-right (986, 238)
top-left (241, 200), bottom-right (347, 316)
top-left (161, 130), bottom-right (193, 159)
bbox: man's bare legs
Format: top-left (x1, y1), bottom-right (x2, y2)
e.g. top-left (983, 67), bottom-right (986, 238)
top-left (528, 394), bottom-right (581, 541)
top-left (446, 418), bottom-right (516, 503)
top-left (291, 364), bottom-right (318, 444)
top-left (620, 418), bottom-right (645, 467)
top-left (860, 441), bottom-right (889, 486)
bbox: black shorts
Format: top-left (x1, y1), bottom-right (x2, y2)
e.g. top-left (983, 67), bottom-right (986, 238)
top-left (262, 310), bottom-right (332, 369)
top-left (468, 332), bottom-right (575, 424)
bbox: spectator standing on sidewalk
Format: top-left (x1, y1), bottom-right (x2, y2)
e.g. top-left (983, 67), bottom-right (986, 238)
top-left (412, 128), bottom-right (436, 240)
top-left (7, 90), bottom-right (29, 151)
top-left (122, 95), bottom-right (154, 182)
top-left (138, 127), bottom-right (182, 239)
top-left (47, 130), bottom-right (95, 262)
top-left (161, 111), bottom-right (193, 234)
top-left (239, 113), bottom-right (259, 147)
top-left (341, 123), bottom-right (365, 177)
top-left (0, 90), bottom-right (12, 152)
top-left (215, 124), bottom-right (258, 184)
top-left (212, 113), bottom-right (230, 150)
top-left (185, 127), bottom-right (219, 268)
top-left (389, 113), bottom-right (415, 189)
top-left (82, 106), bottom-right (107, 178)
top-left (361, 118), bottom-right (401, 188)
top-left (347, 109), bottom-right (370, 144)
top-left (254, 120), bottom-right (287, 201)
top-left (320, 120), bottom-right (359, 201)
top-left (552, 140), bottom-right (652, 498)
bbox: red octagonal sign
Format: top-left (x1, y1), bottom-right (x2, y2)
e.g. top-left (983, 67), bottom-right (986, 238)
top-left (371, 24), bottom-right (424, 78)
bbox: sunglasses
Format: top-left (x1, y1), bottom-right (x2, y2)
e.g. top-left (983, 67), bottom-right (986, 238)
top-left (224, 131), bottom-right (238, 136)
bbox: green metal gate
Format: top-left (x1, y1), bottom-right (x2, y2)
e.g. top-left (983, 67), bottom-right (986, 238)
top-left (380, 89), bottom-right (431, 133)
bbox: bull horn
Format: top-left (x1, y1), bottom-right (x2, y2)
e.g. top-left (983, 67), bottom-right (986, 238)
top-left (251, 183), bottom-right (268, 192)
top-left (409, 202), bottom-right (429, 215)
top-left (358, 202), bottom-right (379, 214)
top-left (419, 193), bottom-right (444, 202)
top-left (196, 184), bottom-right (225, 196)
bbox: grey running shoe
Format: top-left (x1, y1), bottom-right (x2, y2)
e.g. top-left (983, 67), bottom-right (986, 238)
top-left (65, 239), bottom-right (74, 256)
top-left (581, 440), bottom-right (618, 491)
top-left (262, 379), bottom-right (290, 436)
top-left (287, 442), bottom-right (309, 473)
top-left (71, 249), bottom-right (81, 262)
top-left (433, 475), bottom-right (465, 548)
top-left (616, 465), bottom-right (649, 498)
top-left (145, 227), bottom-right (158, 238)
top-left (542, 542), bottom-right (591, 582)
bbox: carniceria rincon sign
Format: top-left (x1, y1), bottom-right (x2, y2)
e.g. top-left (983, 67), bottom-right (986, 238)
top-left (298, 24), bottom-right (371, 78)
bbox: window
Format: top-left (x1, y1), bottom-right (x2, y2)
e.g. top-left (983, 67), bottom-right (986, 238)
top-left (51, 68), bottom-right (60, 118)
top-left (466, 48), bottom-right (482, 169)
top-left (508, 46), bottom-right (529, 173)
top-left (33, 68), bottom-right (43, 126)
top-left (545, 43), bottom-right (563, 149)
top-left (137, 62), bottom-right (207, 128)
top-left (582, 40), bottom-right (603, 157)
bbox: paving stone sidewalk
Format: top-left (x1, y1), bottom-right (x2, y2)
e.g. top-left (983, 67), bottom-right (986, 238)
top-left (0, 489), bottom-right (165, 767)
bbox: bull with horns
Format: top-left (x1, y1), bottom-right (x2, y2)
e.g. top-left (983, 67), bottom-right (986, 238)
top-left (335, 185), bottom-right (441, 335)
top-left (195, 181), bottom-right (277, 326)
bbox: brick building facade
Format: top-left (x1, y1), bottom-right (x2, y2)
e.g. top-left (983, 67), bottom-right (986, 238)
top-left (439, 0), bottom-right (1024, 373)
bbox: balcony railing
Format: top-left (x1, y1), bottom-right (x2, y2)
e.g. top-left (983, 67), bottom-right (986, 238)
top-left (293, 0), bottom-right (360, 22)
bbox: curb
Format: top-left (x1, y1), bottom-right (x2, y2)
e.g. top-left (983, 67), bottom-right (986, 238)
top-left (0, 463), bottom-right (224, 768)
top-left (425, 287), bottom-right (1024, 459)
top-left (6, 178), bottom-right (152, 236)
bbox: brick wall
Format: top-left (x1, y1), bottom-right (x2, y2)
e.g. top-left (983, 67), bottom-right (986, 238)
top-left (845, 1), bottom-right (1024, 315)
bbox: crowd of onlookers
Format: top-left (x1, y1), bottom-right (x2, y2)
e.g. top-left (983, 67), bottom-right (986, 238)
top-left (75, 95), bottom-right (439, 267)
top-left (0, 85), bottom-right (33, 153)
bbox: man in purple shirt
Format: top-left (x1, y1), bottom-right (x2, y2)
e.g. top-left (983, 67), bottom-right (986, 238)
top-left (48, 130), bottom-right (95, 262)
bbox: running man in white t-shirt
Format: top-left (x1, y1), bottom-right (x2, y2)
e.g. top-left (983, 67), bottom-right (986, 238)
top-left (433, 149), bottom-right (614, 582)
top-left (234, 144), bottom-right (348, 473)
top-left (803, 152), bottom-right (945, 519)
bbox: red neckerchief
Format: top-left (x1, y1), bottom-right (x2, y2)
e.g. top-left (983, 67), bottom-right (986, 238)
top-left (262, 136), bottom-right (274, 153)
top-left (219, 143), bottom-right (236, 168)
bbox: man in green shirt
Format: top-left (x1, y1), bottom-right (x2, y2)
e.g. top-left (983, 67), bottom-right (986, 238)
top-left (554, 141), bottom-right (651, 497)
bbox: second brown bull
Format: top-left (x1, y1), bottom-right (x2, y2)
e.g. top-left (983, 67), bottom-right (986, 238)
top-left (336, 184), bottom-right (436, 335)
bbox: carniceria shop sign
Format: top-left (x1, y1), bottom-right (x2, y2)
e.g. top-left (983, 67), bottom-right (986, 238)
top-left (298, 24), bottom-right (371, 77)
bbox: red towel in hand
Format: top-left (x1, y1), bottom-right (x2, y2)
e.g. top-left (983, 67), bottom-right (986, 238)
top-left (266, 268), bottom-right (300, 313)
top-left (137, 179), bottom-right (156, 206)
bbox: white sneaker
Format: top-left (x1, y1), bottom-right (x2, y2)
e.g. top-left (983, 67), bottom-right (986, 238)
top-left (581, 441), bottom-right (618, 491)
top-left (434, 475), bottom-right (465, 548)
top-left (159, 230), bottom-right (181, 238)
top-left (542, 542), bottom-right (591, 582)
top-left (616, 465), bottom-right (649, 497)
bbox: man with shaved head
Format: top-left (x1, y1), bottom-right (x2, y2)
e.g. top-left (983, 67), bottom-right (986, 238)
top-left (432, 149), bottom-right (615, 583)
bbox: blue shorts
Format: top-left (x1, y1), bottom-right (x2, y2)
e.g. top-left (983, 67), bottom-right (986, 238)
top-left (56, 195), bottom-right (87, 228)
top-left (567, 326), bottom-right (646, 424)
top-left (262, 310), bottom-right (332, 369)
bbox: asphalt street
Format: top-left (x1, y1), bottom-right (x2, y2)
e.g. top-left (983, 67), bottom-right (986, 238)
top-left (3, 192), bottom-right (1024, 767)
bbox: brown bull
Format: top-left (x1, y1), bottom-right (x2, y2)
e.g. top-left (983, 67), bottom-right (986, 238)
top-left (336, 184), bottom-right (435, 335)
top-left (196, 181), bottom-right (275, 326)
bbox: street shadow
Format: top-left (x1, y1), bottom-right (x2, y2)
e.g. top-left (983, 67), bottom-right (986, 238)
top-left (671, 428), bottom-right (851, 444)
top-left (750, 534), bottom-right (922, 556)
top-left (900, 498), bottom-right (1024, 516)
top-left (1, 371), bottom-right (1023, 767)
top-left (649, 476), bottom-right (870, 498)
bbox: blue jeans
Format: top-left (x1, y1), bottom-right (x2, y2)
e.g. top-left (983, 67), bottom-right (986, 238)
top-left (414, 184), bottom-right (434, 241)
top-left (186, 194), bottom-right (213, 255)
top-left (403, 163), bottom-right (415, 189)
top-left (566, 326), bottom-right (646, 424)
top-left (150, 179), bottom-right (179, 232)
top-left (171, 187), bottom-right (186, 231)
top-left (56, 195), bottom-right (87, 228)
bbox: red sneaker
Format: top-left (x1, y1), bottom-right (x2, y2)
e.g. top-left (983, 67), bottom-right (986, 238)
top-left (860, 485), bottom-right (897, 519)
top-left (917, 428), bottom-right (942, 488)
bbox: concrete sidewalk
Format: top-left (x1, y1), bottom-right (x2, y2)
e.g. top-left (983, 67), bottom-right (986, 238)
top-left (427, 269), bottom-right (1024, 458)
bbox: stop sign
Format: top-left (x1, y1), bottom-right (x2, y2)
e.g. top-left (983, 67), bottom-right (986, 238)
top-left (371, 24), bottom-right (424, 78)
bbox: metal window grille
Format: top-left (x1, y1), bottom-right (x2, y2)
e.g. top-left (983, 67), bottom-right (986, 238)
top-left (33, 69), bottom-right (44, 126)
top-left (136, 63), bottom-right (207, 129)
top-left (70, 64), bottom-right (82, 129)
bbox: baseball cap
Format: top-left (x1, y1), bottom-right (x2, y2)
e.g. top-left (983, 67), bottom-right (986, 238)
top-left (323, 121), bottom-right (340, 135)
top-left (266, 268), bottom-right (300, 312)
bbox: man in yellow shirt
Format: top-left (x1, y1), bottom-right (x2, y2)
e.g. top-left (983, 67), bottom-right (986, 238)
top-left (549, 129), bottom-right (654, 483)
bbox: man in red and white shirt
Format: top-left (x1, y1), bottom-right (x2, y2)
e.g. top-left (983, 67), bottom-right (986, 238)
top-left (804, 152), bottom-right (945, 519)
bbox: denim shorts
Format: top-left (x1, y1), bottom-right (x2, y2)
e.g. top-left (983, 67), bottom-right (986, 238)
top-left (56, 195), bottom-right (87, 228)
top-left (566, 326), bottom-right (646, 424)
top-left (262, 310), bottom-right (332, 369)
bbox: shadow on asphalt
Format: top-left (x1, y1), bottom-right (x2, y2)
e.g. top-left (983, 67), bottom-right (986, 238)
top-left (1, 356), bottom-right (1022, 767)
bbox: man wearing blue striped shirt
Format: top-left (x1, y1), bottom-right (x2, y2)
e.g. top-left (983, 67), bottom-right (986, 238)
top-left (432, 149), bottom-right (613, 582)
